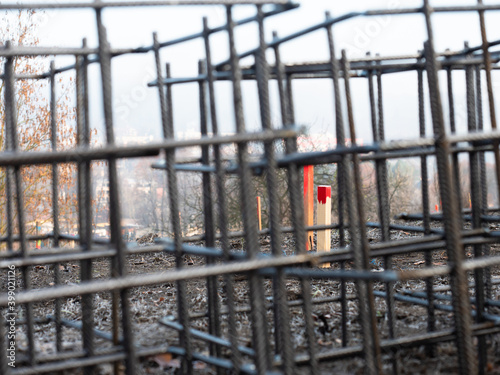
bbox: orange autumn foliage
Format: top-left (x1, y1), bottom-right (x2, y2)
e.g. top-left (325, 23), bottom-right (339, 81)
top-left (0, 10), bottom-right (95, 246)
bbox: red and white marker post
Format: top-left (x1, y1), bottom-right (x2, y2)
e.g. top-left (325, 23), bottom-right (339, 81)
top-left (303, 165), bottom-right (314, 250)
top-left (317, 185), bottom-right (331, 267)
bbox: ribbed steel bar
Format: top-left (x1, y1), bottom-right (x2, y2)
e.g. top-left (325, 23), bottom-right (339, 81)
top-left (373, 53), bottom-right (398, 375)
top-left (0, 129), bottom-right (297, 167)
top-left (226, 5), bottom-right (272, 373)
top-left (1, 2), bottom-right (500, 374)
top-left (197, 59), bottom-right (222, 374)
top-left (3, 1), bottom-right (500, 12)
top-left (325, 11), bottom-right (348, 349)
top-left (396, 212), bottom-right (500, 223)
top-left (152, 34), bottom-right (193, 373)
top-left (273, 26), bottom-right (319, 372)
top-left (0, 3), bottom-right (497, 78)
top-left (255, 6), bottom-right (294, 374)
top-left (76, 41), bottom-right (95, 375)
top-left (158, 49), bottom-right (500, 86)
top-left (294, 323), bottom-right (500, 366)
top-left (446, 60), bottom-right (464, 216)
top-left (287, 72), bottom-right (318, 375)
top-left (12, 3), bottom-right (296, 80)
top-left (0, 0), bottom-right (290, 9)
top-left (48, 61), bottom-right (64, 358)
top-left (272, 31), bottom-right (289, 125)
top-left (4, 58), bottom-right (14, 256)
top-left (342, 50), bottom-right (382, 374)
top-left (466, 50), bottom-right (489, 374)
top-left (3, 250), bottom-right (500, 308)
top-left (4, 43), bottom-right (36, 367)
top-left (214, 5), bottom-right (500, 71)
top-left (1, 226), bottom-right (495, 271)
top-left (477, 0), bottom-right (500, 210)
top-left (202, 15), bottom-right (243, 372)
top-left (6, 132), bottom-right (500, 173)
top-left (476, 62), bottom-right (493, 304)
top-left (418, 65), bottom-right (437, 357)
top-left (423, 1), bottom-right (475, 373)
top-left (95, 9), bottom-right (136, 375)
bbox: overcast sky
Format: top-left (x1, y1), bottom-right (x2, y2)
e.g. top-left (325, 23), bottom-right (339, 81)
top-left (27, 0), bottom-right (500, 146)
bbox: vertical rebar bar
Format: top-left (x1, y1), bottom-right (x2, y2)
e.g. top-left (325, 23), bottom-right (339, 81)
top-left (273, 25), bottom-right (319, 375)
top-left (197, 60), bottom-right (222, 374)
top-left (49, 61), bottom-right (63, 356)
top-left (465, 44), bottom-right (487, 375)
top-left (153, 33), bottom-right (193, 374)
top-left (272, 31), bottom-right (289, 126)
top-left (423, 2), bottom-right (475, 373)
top-left (418, 66), bottom-right (436, 355)
top-left (475, 64), bottom-right (492, 302)
top-left (255, 7), bottom-right (294, 374)
top-left (477, 0), bottom-right (500, 208)
top-left (446, 65), bottom-right (464, 219)
top-left (95, 11), bottom-right (136, 375)
top-left (273, 32), bottom-right (297, 373)
top-left (373, 56), bottom-right (397, 375)
top-left (226, 6), bottom-right (271, 372)
top-left (285, 73), bottom-right (295, 125)
top-left (325, 12), bottom-right (348, 348)
top-left (77, 43), bottom-right (95, 374)
top-left (202, 17), bottom-right (242, 372)
top-left (342, 49), bottom-right (382, 375)
top-left (4, 42), bottom-right (35, 367)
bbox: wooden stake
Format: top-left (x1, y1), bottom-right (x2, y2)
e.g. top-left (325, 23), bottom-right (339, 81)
top-left (303, 165), bottom-right (314, 250)
top-left (317, 185), bottom-right (331, 267)
top-left (256, 196), bottom-right (262, 231)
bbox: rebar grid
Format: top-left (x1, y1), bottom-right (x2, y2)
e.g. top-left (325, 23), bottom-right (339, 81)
top-left (1, 1), bottom-right (500, 374)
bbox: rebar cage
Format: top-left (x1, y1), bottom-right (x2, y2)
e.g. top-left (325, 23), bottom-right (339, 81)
top-left (1, 1), bottom-right (500, 374)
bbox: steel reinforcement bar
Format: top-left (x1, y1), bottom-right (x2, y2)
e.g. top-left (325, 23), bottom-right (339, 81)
top-left (1, 1), bottom-right (500, 375)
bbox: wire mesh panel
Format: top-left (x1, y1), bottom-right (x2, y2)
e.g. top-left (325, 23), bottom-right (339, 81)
top-left (1, 1), bottom-right (500, 374)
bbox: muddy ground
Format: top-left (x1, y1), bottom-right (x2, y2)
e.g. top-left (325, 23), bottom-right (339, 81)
top-left (5, 222), bottom-right (500, 374)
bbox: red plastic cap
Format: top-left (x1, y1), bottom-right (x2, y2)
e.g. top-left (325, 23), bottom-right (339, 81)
top-left (317, 185), bottom-right (331, 204)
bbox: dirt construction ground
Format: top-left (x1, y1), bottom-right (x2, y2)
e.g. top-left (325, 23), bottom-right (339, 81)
top-left (5, 222), bottom-right (500, 374)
